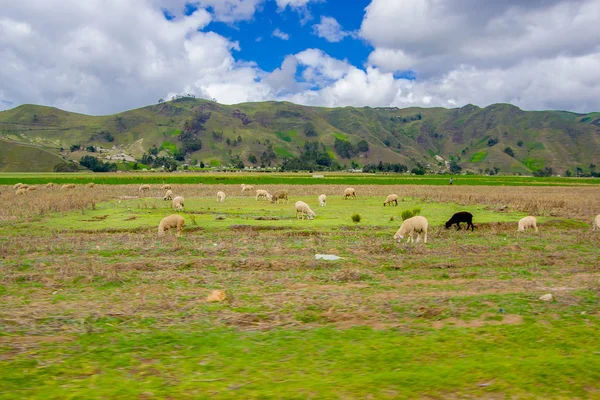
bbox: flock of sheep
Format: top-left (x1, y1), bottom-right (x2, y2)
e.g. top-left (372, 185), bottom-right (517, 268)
top-left (151, 184), bottom-right (587, 243)
top-left (10, 182), bottom-right (598, 241)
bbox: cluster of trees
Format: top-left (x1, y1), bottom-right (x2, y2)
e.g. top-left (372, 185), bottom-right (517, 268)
top-left (178, 112), bottom-right (210, 156)
top-left (362, 162), bottom-right (408, 173)
top-left (390, 113), bottom-right (422, 123)
top-left (139, 152), bottom-right (177, 171)
top-left (91, 130), bottom-right (115, 142)
top-left (487, 138), bottom-right (499, 147)
top-left (334, 138), bottom-right (369, 158)
top-left (304, 122), bottom-right (318, 137)
top-left (79, 155), bottom-right (117, 172)
top-left (53, 162), bottom-right (79, 172)
top-left (281, 141), bottom-right (338, 171)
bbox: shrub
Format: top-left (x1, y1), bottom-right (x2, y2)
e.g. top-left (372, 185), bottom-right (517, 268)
top-left (351, 213), bottom-right (361, 223)
top-left (401, 208), bottom-right (421, 221)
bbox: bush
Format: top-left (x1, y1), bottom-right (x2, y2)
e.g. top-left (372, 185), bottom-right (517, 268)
top-left (401, 208), bottom-right (421, 221)
top-left (351, 213), bottom-right (361, 223)
top-left (504, 147), bottom-right (514, 157)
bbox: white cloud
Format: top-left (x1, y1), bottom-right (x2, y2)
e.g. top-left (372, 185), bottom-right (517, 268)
top-left (2, 0), bottom-right (600, 114)
top-left (272, 28), bottom-right (290, 40)
top-left (312, 16), bottom-right (355, 42)
top-left (275, 0), bottom-right (323, 24)
top-left (0, 0), bottom-right (270, 114)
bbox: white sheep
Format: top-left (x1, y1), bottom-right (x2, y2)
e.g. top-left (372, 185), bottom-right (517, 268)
top-left (139, 184), bottom-right (151, 193)
top-left (593, 214), bottom-right (600, 231)
top-left (45, 182), bottom-right (54, 188)
top-left (61, 184), bottom-right (75, 190)
top-left (216, 191), bottom-right (226, 202)
top-left (172, 196), bottom-right (185, 211)
top-left (13, 183), bottom-right (23, 190)
top-left (15, 188), bottom-right (26, 196)
top-left (318, 194), bottom-right (327, 207)
top-left (344, 188), bottom-right (356, 199)
top-left (394, 216), bottom-right (428, 244)
top-left (27, 185), bottom-right (37, 191)
top-left (163, 190), bottom-right (173, 201)
top-left (383, 194), bottom-right (399, 206)
top-left (295, 201), bottom-right (316, 220)
top-left (517, 216), bottom-right (538, 232)
top-left (270, 190), bottom-right (289, 204)
top-left (19, 184), bottom-right (29, 190)
top-left (87, 182), bottom-right (95, 188)
top-left (256, 189), bottom-right (270, 201)
top-left (161, 184), bottom-right (172, 190)
top-left (158, 214), bottom-right (185, 237)
top-left (241, 184), bottom-right (254, 194)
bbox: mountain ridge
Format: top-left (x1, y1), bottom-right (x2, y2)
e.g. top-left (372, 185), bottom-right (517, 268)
top-left (0, 99), bottom-right (598, 173)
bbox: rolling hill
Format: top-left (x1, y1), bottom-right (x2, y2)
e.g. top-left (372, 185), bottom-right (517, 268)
top-left (0, 98), bottom-right (598, 173)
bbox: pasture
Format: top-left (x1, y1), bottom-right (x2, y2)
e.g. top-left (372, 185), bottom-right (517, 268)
top-left (0, 179), bottom-right (599, 399)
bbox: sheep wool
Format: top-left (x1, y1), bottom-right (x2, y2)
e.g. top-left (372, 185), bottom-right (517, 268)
top-left (344, 188), bottom-right (356, 199)
top-left (172, 196), bottom-right (185, 211)
top-left (295, 201), bottom-right (316, 220)
top-left (383, 194), bottom-right (398, 206)
top-left (158, 214), bottom-right (185, 237)
top-left (318, 194), bottom-right (326, 207)
top-left (517, 216), bottom-right (538, 232)
top-left (394, 216), bottom-right (429, 244)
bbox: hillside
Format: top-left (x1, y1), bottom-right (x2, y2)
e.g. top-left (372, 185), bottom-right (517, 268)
top-left (0, 98), bottom-right (599, 173)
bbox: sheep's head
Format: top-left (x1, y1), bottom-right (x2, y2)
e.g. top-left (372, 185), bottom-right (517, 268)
top-left (393, 229), bottom-right (404, 242)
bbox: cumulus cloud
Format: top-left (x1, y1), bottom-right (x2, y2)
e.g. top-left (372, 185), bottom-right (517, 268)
top-left (312, 16), bottom-right (355, 42)
top-left (272, 28), bottom-right (290, 40)
top-left (0, 0), bottom-right (271, 114)
top-left (154, 0), bottom-right (264, 23)
top-left (275, 0), bottom-right (322, 24)
top-left (2, 0), bottom-right (600, 114)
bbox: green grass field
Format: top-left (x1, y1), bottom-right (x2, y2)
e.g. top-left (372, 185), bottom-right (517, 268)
top-left (1, 172), bottom-right (599, 187)
top-left (0, 180), bottom-right (599, 398)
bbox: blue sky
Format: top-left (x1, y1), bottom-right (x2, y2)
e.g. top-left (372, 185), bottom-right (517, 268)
top-left (176, 0), bottom-right (372, 72)
top-left (2, 0), bottom-right (600, 114)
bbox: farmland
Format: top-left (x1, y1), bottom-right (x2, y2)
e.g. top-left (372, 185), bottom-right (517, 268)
top-left (0, 176), bottom-right (599, 398)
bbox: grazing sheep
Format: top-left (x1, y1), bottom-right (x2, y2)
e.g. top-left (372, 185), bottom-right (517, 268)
top-left (295, 201), bottom-right (316, 220)
top-left (139, 184), bottom-right (150, 193)
top-left (394, 216), bottom-right (428, 244)
top-left (241, 184), bottom-right (254, 194)
top-left (445, 211), bottom-right (474, 231)
top-left (15, 188), bottom-right (26, 196)
top-left (13, 183), bottom-right (23, 189)
top-left (255, 189), bottom-right (271, 201)
top-left (383, 194), bottom-right (399, 207)
top-left (216, 191), bottom-right (226, 203)
top-left (593, 214), bottom-right (600, 231)
top-left (172, 196), bottom-right (185, 211)
top-left (19, 184), bottom-right (29, 190)
top-left (45, 182), bottom-right (54, 188)
top-left (61, 184), bottom-right (75, 190)
top-left (27, 185), bottom-right (37, 191)
top-left (318, 194), bottom-right (326, 207)
top-left (163, 190), bottom-right (173, 201)
top-left (161, 184), bottom-right (172, 190)
top-left (87, 182), bottom-right (95, 188)
top-left (517, 216), bottom-right (538, 232)
top-left (344, 188), bottom-right (357, 199)
top-left (270, 190), bottom-right (289, 204)
top-left (158, 214), bottom-right (185, 237)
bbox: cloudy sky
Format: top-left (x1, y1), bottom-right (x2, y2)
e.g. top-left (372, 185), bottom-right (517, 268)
top-left (1, 0), bottom-right (599, 115)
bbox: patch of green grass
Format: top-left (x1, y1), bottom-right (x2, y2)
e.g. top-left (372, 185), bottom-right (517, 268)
top-left (524, 158), bottom-right (545, 170)
top-left (274, 146), bottom-right (294, 158)
top-left (209, 159), bottom-right (221, 167)
top-left (332, 132), bottom-right (348, 141)
top-left (159, 141), bottom-right (178, 154)
top-left (470, 150), bottom-right (488, 163)
top-left (274, 131), bottom-right (297, 142)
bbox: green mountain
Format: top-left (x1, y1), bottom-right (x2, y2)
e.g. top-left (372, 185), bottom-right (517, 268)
top-left (1, 98), bottom-right (599, 173)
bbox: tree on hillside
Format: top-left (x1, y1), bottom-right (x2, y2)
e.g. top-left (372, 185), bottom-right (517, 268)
top-left (504, 147), bottom-right (515, 157)
top-left (449, 159), bottom-right (462, 174)
top-left (304, 122), bottom-right (318, 137)
top-left (356, 140), bottom-right (369, 153)
top-left (334, 138), bottom-right (355, 158)
top-left (80, 155), bottom-right (117, 172)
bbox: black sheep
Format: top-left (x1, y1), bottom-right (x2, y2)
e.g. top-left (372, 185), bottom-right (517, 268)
top-left (445, 211), bottom-right (474, 231)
